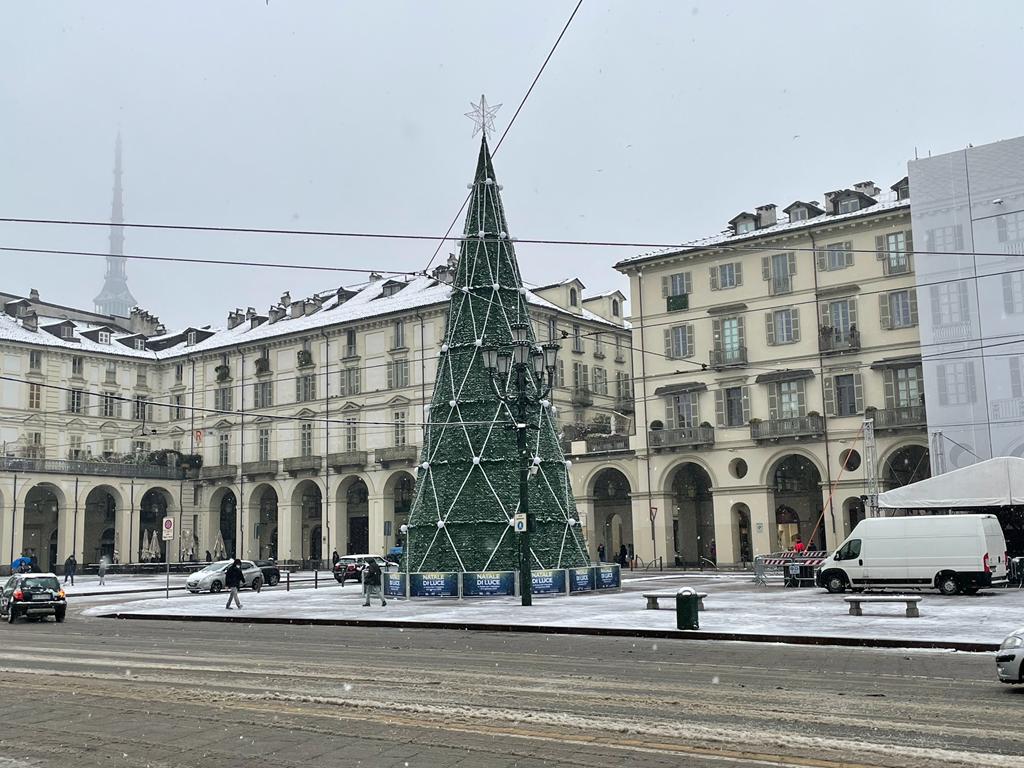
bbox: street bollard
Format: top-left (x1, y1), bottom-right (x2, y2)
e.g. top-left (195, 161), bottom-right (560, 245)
top-left (676, 587), bottom-right (699, 631)
top-left (314, 569), bottom-right (318, 589)
top-left (286, 571), bottom-right (290, 592)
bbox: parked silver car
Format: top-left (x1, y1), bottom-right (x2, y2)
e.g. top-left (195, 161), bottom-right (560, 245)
top-left (186, 560), bottom-right (263, 594)
top-left (997, 626), bottom-right (1024, 683)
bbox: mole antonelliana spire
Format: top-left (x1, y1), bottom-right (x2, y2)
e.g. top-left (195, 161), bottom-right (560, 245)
top-left (93, 132), bottom-right (138, 318)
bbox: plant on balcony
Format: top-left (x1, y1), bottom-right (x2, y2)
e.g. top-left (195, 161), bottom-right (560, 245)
top-left (255, 357), bottom-right (271, 375)
top-left (700, 421), bottom-right (712, 429)
top-left (807, 411), bottom-right (820, 418)
top-left (748, 417), bottom-right (762, 424)
top-left (297, 349), bottom-right (314, 367)
top-left (865, 405), bottom-right (877, 413)
top-left (215, 364), bottom-right (231, 382)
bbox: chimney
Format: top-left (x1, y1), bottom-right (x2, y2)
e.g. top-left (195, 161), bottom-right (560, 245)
top-left (824, 191), bottom-right (840, 214)
top-left (22, 311), bottom-right (38, 332)
top-left (432, 264), bottom-right (454, 284)
top-left (854, 181), bottom-right (880, 198)
top-left (755, 204), bottom-right (777, 229)
top-left (304, 296), bottom-right (323, 316)
top-left (280, 291), bottom-right (291, 308)
top-left (369, 272), bottom-right (383, 281)
top-left (227, 309), bottom-right (245, 330)
top-left (268, 305), bottom-right (285, 324)
top-left (28, 288), bottom-right (40, 302)
top-left (250, 315), bottom-right (266, 330)
top-left (290, 300), bottom-right (306, 319)
top-left (245, 307), bottom-right (256, 319)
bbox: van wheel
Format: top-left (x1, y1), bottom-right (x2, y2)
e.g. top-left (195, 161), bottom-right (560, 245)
top-left (937, 574), bottom-right (960, 596)
top-left (824, 572), bottom-right (848, 594)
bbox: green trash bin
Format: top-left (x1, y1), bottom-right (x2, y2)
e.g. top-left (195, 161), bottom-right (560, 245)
top-left (675, 588), bottom-right (699, 631)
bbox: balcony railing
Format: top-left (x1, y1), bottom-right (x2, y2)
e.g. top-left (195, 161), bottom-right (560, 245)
top-left (648, 425), bottom-right (715, 450)
top-left (871, 405), bottom-right (927, 429)
top-left (327, 450), bottom-right (368, 470)
top-left (571, 387), bottom-right (594, 406)
top-left (241, 460), bottom-right (279, 477)
top-left (991, 398), bottom-right (1024, 420)
top-left (0, 456), bottom-right (180, 480)
top-left (585, 434), bottom-right (631, 453)
top-left (199, 464), bottom-right (238, 481)
top-left (376, 445), bottom-right (418, 466)
top-left (709, 346), bottom-right (747, 368)
top-left (750, 415), bottom-right (825, 441)
top-left (818, 328), bottom-right (860, 353)
top-left (283, 455), bottom-right (322, 474)
top-left (933, 321), bottom-right (972, 342)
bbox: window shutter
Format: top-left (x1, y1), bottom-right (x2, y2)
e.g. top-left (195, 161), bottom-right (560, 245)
top-left (714, 390), bottom-right (725, 427)
top-left (848, 298), bottom-right (858, 328)
top-left (882, 369), bottom-right (895, 408)
top-left (909, 290), bottom-right (919, 326)
top-left (875, 234), bottom-right (887, 261)
top-left (936, 365), bottom-right (949, 405)
top-left (1005, 276), bottom-right (1017, 313)
top-left (663, 329), bottom-right (673, 359)
top-left (820, 301), bottom-right (831, 327)
top-left (854, 372), bottom-right (864, 413)
top-left (66, 391), bottom-right (73, 411)
top-left (338, 373), bottom-right (347, 397)
top-left (734, 262), bottom-right (743, 286)
top-left (796, 381), bottom-right (807, 415)
top-left (823, 376), bottom-right (835, 416)
top-left (905, 229), bottom-right (914, 256)
top-left (683, 273), bottom-right (693, 295)
top-left (967, 363), bottom-right (977, 402)
top-left (665, 399), bottom-right (676, 430)
top-left (761, 256), bottom-right (770, 281)
top-left (815, 247), bottom-right (827, 272)
top-left (1011, 358), bottom-right (1024, 399)
top-left (788, 252), bottom-right (797, 276)
top-left (711, 318), bottom-right (722, 350)
top-left (709, 266), bottom-right (719, 291)
top-left (741, 387), bottom-right (751, 423)
top-left (878, 293), bottom-right (892, 330)
top-left (791, 308), bottom-right (801, 342)
top-left (765, 312), bottom-right (776, 345)
top-left (386, 361), bottom-right (394, 389)
top-left (959, 282), bottom-right (970, 318)
top-left (768, 384), bottom-right (779, 420)
top-left (583, 364), bottom-right (590, 389)
top-left (685, 325), bottom-right (695, 358)
top-left (661, 276), bottom-right (669, 297)
top-left (844, 241), bottom-right (854, 267)
top-left (737, 316), bottom-right (746, 351)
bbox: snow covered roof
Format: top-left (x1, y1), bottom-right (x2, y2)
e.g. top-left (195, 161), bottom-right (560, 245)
top-left (0, 275), bottom-right (623, 361)
top-left (878, 456), bottom-right (1024, 509)
top-left (616, 194), bottom-right (911, 270)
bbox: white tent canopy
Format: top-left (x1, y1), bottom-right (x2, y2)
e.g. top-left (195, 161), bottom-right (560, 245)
top-left (878, 456), bottom-right (1024, 509)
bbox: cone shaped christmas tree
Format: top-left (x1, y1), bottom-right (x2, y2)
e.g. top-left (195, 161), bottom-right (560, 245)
top-left (404, 136), bottom-right (589, 573)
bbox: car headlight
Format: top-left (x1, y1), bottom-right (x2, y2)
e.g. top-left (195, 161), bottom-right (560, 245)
top-left (1000, 635), bottom-right (1024, 650)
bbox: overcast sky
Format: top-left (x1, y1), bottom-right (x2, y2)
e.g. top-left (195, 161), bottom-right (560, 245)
top-left (2, 1), bottom-right (1023, 329)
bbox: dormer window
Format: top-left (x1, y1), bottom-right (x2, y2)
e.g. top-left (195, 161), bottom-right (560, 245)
top-left (134, 338), bottom-right (146, 351)
top-left (838, 198), bottom-right (860, 214)
top-left (60, 325), bottom-right (73, 339)
top-left (381, 281), bottom-right (405, 298)
top-left (98, 331), bottom-right (111, 344)
top-left (569, 288), bottom-right (578, 307)
top-left (735, 220), bottom-right (755, 235)
top-left (789, 207), bottom-right (808, 222)
top-left (186, 331), bottom-right (197, 346)
top-left (611, 299), bottom-right (620, 317)
top-left (16, 305), bottom-right (27, 317)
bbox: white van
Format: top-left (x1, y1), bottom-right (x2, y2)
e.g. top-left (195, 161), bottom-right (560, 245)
top-left (816, 514), bottom-right (1008, 595)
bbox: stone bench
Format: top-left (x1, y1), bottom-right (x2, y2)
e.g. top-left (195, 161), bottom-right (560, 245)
top-left (844, 595), bottom-right (922, 618)
top-left (643, 592), bottom-right (707, 611)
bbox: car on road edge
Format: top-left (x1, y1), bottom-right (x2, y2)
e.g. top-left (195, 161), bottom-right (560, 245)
top-left (1, 572), bottom-right (67, 623)
top-left (186, 560), bottom-right (263, 594)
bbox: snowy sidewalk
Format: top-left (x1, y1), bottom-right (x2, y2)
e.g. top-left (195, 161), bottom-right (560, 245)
top-left (83, 575), bottom-right (1024, 650)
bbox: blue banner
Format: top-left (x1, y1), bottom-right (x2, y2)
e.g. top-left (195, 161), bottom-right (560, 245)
top-left (568, 566), bottom-right (593, 593)
top-left (409, 571), bottom-right (459, 597)
top-left (594, 565), bottom-right (621, 590)
top-left (384, 572), bottom-right (406, 598)
top-left (462, 571), bottom-right (515, 597)
top-left (531, 569), bottom-right (566, 595)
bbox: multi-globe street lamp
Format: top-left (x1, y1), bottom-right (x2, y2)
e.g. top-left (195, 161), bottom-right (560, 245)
top-left (482, 321), bottom-right (559, 606)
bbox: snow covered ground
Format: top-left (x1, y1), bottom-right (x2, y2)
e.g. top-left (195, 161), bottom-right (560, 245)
top-left (81, 572), bottom-right (1024, 646)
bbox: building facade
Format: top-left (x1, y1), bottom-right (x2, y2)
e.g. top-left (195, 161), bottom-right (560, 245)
top-left (583, 179), bottom-right (929, 567)
top-left (0, 270), bottom-right (629, 570)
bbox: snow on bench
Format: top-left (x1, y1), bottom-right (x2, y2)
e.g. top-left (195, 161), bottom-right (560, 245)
top-left (843, 595), bottom-right (923, 618)
top-left (642, 592), bottom-right (707, 611)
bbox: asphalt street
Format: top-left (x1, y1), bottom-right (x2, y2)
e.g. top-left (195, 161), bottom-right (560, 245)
top-left (0, 600), bottom-right (1020, 768)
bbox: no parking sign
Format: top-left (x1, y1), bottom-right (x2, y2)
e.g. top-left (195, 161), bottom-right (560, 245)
top-left (161, 516), bottom-right (174, 541)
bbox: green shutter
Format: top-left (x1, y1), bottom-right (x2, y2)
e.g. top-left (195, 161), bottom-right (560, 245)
top-left (905, 229), bottom-right (914, 259)
top-left (796, 381), bottom-right (807, 416)
top-left (848, 298), bottom-right (858, 328)
top-left (816, 247), bottom-right (827, 272)
top-left (661, 275), bottom-right (669, 297)
top-left (1006, 277), bottom-right (1017, 313)
top-left (683, 273), bottom-right (692, 295)
top-left (734, 262), bottom-right (743, 286)
top-left (820, 301), bottom-right (831, 327)
top-left (768, 384), bottom-right (779, 420)
top-left (967, 363), bottom-right (977, 402)
top-left (879, 293), bottom-right (891, 330)
top-left (665, 398), bottom-right (676, 429)
top-left (844, 241), bottom-right (854, 267)
top-left (664, 328), bottom-right (673, 359)
top-left (737, 316), bottom-right (746, 351)
top-left (883, 369), bottom-right (895, 408)
top-left (709, 265), bottom-right (719, 291)
top-left (761, 256), bottom-right (770, 281)
top-left (788, 252), bottom-right (797, 276)
top-left (909, 290), bottom-right (919, 326)
top-left (823, 376), bottom-right (835, 416)
top-left (765, 312), bottom-right (776, 345)
top-left (685, 325), bottom-right (695, 358)
top-left (791, 308), bottom-right (801, 341)
top-left (875, 234), bottom-right (887, 261)
top-left (386, 361), bottom-right (394, 390)
top-left (853, 372), bottom-right (864, 413)
top-left (712, 318), bottom-right (722, 350)
top-left (714, 390), bottom-right (725, 427)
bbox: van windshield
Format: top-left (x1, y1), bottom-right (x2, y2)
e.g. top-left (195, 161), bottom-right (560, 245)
top-left (836, 539), bottom-right (861, 561)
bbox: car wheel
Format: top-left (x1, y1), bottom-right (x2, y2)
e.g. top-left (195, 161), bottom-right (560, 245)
top-left (251, 577), bottom-right (262, 591)
top-left (210, 580), bottom-right (223, 593)
top-left (824, 572), bottom-right (848, 594)
top-left (269, 574), bottom-right (279, 586)
top-left (6, 608), bottom-right (17, 624)
top-left (937, 574), bottom-right (960, 596)
top-left (54, 609), bottom-right (66, 623)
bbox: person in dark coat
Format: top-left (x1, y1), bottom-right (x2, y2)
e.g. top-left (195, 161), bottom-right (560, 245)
top-left (63, 555), bottom-right (77, 585)
top-left (205, 550), bottom-right (213, 563)
top-left (597, 543), bottom-right (605, 562)
top-left (362, 560), bottom-right (386, 607)
top-left (618, 544), bottom-right (628, 567)
top-left (224, 559), bottom-right (244, 610)
top-left (332, 550), bottom-right (340, 566)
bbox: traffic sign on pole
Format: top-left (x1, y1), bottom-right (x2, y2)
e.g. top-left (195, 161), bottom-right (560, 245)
top-left (513, 513), bottom-right (527, 532)
top-left (161, 516), bottom-right (174, 541)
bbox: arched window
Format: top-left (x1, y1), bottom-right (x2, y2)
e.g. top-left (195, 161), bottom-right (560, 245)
top-left (569, 288), bottom-right (578, 306)
top-left (611, 299), bottom-right (620, 317)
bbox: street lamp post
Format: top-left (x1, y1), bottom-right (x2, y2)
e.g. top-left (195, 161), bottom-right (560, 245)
top-left (483, 322), bottom-right (559, 607)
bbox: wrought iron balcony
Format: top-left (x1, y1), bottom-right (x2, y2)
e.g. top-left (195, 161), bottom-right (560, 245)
top-left (750, 415), bottom-right (825, 441)
top-left (871, 405), bottom-right (927, 429)
top-left (709, 346), bottom-right (747, 368)
top-left (199, 464), bottom-right (238, 481)
top-left (376, 445), bottom-right (418, 466)
top-left (648, 425), bottom-right (715, 450)
top-left (584, 434), bottom-right (631, 453)
top-left (0, 456), bottom-right (180, 480)
top-left (241, 460), bottom-right (279, 477)
top-left (571, 387), bottom-right (594, 406)
top-left (327, 450), bottom-right (368, 470)
top-left (283, 455), bottom-right (322, 474)
top-left (818, 327), bottom-right (860, 354)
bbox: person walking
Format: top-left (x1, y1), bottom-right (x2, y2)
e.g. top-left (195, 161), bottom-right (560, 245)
top-left (97, 557), bottom-right (108, 586)
top-left (597, 543), bottom-right (605, 562)
top-left (618, 544), bottom-right (628, 567)
top-left (332, 550), bottom-right (340, 566)
top-left (205, 550), bottom-right (213, 563)
top-left (63, 555), bottom-right (77, 586)
top-left (224, 558), bottom-right (244, 610)
top-left (362, 560), bottom-right (386, 607)
top-left (793, 536), bottom-right (806, 553)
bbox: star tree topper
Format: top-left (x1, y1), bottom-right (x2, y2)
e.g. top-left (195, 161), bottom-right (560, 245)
top-left (465, 94), bottom-right (502, 138)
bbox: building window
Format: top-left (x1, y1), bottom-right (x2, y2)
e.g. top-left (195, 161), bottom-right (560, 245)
top-left (776, 380), bottom-right (804, 419)
top-left (102, 439), bottom-right (115, 457)
top-left (253, 381), bottom-right (273, 409)
top-left (716, 317), bottom-right (743, 362)
top-left (134, 338), bottom-right (146, 351)
top-left (25, 432), bottom-right (44, 459)
top-left (925, 224), bottom-right (965, 253)
top-left (133, 440), bottom-right (151, 455)
top-left (300, 422), bottom-right (314, 457)
top-left (393, 320), bottom-right (406, 349)
top-left (67, 389), bottom-right (85, 415)
top-left (101, 393), bottom-right (119, 418)
top-left (763, 252), bottom-right (795, 295)
top-left (593, 367), bottom-right (608, 395)
top-left (665, 392), bottom-right (697, 429)
top-left (722, 386), bottom-right (746, 427)
top-left (218, 433), bottom-right (230, 465)
top-left (556, 359), bottom-right (565, 388)
top-left (611, 299), bottom-right (620, 317)
top-left (98, 331), bottom-right (111, 344)
top-left (136, 368), bottom-right (147, 388)
top-left (834, 374), bottom-right (859, 417)
top-left (572, 362), bottom-right (590, 392)
top-left (29, 350), bottom-right (42, 371)
top-left (28, 383), bottom-right (41, 410)
top-left (888, 366), bottom-right (923, 408)
top-left (937, 362), bottom-right (976, 405)
top-left (838, 198), bottom-right (860, 214)
top-left (546, 317), bottom-right (557, 342)
top-left (767, 308), bottom-right (799, 345)
top-left (340, 366), bottom-right (361, 396)
top-left (214, 386), bottom-right (233, 412)
top-left (71, 356), bottom-right (84, 376)
top-left (594, 333), bottom-right (604, 357)
top-left (931, 282), bottom-right (969, 326)
top-left (789, 207), bottom-right (808, 222)
top-left (343, 417), bottom-right (359, 452)
top-left (569, 287), bottom-right (578, 306)
top-left (1004, 273), bottom-right (1024, 315)
top-left (664, 272), bottom-right (692, 297)
top-left (257, 427), bottom-right (271, 462)
top-left (296, 374), bottom-right (317, 402)
top-left (615, 371), bottom-right (632, 400)
top-left (69, 435), bottom-right (83, 460)
top-left (174, 363), bottom-right (184, 383)
top-left (997, 212), bottom-right (1024, 250)
top-left (387, 359), bottom-right (409, 389)
top-left (344, 329), bottom-right (357, 358)
top-left (735, 219), bottom-right (755, 235)
top-left (393, 410), bottom-right (407, 446)
top-left (821, 298), bottom-right (858, 343)
top-left (572, 323), bottom-right (584, 353)
top-left (186, 330), bottom-right (197, 346)
top-left (665, 324), bottom-right (693, 359)
top-left (877, 231), bottom-right (912, 274)
top-left (133, 396), bottom-right (151, 422)
top-left (105, 363), bottom-right (117, 384)
top-left (887, 290), bottom-right (916, 328)
top-left (59, 326), bottom-right (72, 339)
top-left (711, 262), bottom-right (742, 290)
top-left (820, 241), bottom-right (853, 271)
top-left (172, 393), bottom-right (185, 420)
